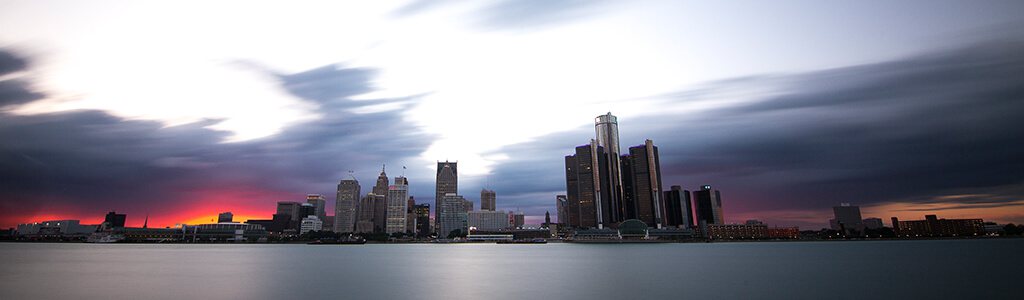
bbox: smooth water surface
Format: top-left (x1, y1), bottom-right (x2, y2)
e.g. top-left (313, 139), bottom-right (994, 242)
top-left (0, 239), bottom-right (1019, 299)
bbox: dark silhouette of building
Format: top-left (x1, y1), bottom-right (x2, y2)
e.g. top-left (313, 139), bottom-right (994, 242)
top-left (104, 211), bottom-right (126, 228)
top-left (564, 140), bottom-right (613, 229)
top-left (664, 186), bottom-right (692, 228)
top-left (621, 139), bottom-right (664, 228)
top-left (276, 201), bottom-right (302, 222)
top-left (413, 203), bottom-right (431, 238)
top-left (435, 161), bottom-right (458, 232)
top-left (831, 203), bottom-right (864, 236)
top-left (555, 195), bottom-right (568, 225)
top-left (218, 212), bottom-right (233, 223)
top-left (693, 185), bottom-right (724, 226)
top-left (892, 215), bottom-right (984, 237)
top-left (481, 188), bottom-right (496, 211)
top-left (373, 167), bottom-right (389, 233)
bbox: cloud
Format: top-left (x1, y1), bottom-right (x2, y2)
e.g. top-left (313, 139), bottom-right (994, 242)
top-left (0, 48), bottom-right (42, 107)
top-left (0, 55), bottom-right (437, 227)
top-left (392, 0), bottom-right (608, 30)
top-left (482, 38), bottom-right (1024, 226)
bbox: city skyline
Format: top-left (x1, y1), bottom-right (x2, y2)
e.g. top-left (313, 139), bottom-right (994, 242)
top-left (2, 1), bottom-right (1024, 229)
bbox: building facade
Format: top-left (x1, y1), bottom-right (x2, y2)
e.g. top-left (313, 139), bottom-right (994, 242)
top-left (693, 185), bottom-right (724, 226)
top-left (831, 203), bottom-right (864, 234)
top-left (300, 216), bottom-right (323, 234)
top-left (664, 186), bottom-right (692, 228)
top-left (218, 212), bottom-right (233, 223)
top-left (564, 140), bottom-right (612, 229)
top-left (468, 210), bottom-right (510, 231)
top-left (481, 188), bottom-right (496, 211)
top-left (334, 177), bottom-right (361, 233)
top-left (386, 176), bottom-right (410, 234)
top-left (438, 193), bottom-right (468, 238)
top-left (306, 194), bottom-right (327, 224)
top-left (892, 215), bottom-right (984, 237)
top-left (413, 203), bottom-right (431, 238)
top-left (622, 139), bottom-right (665, 228)
top-left (435, 161), bottom-right (458, 232)
top-left (595, 112), bottom-right (624, 224)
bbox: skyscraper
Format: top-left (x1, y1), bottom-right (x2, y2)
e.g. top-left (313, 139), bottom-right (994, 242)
top-left (693, 185), bottom-right (724, 226)
top-left (306, 194), bottom-right (327, 223)
top-left (595, 112), bottom-right (624, 223)
top-left (355, 193), bottom-right (380, 233)
top-left (386, 176), bottom-right (410, 234)
top-left (435, 161), bottom-right (458, 232)
top-left (438, 193), bottom-right (468, 238)
top-left (334, 177), bottom-right (361, 233)
top-left (481, 188), bottom-right (496, 211)
top-left (664, 186), bottom-right (693, 228)
top-left (373, 168), bottom-right (389, 233)
top-left (622, 139), bottom-right (665, 228)
top-left (564, 140), bottom-right (612, 228)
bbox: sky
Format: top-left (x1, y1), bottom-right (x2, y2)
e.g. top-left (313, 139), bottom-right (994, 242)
top-left (1, 0), bottom-right (1023, 229)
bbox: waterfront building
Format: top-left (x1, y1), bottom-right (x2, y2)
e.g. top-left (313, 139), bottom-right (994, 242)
top-left (468, 210), bottom-right (511, 231)
top-left (299, 203), bottom-right (316, 220)
top-left (664, 186), bottom-right (693, 228)
top-left (766, 227), bottom-right (801, 239)
top-left (831, 203), bottom-right (865, 235)
top-left (413, 203), bottom-right (431, 238)
top-left (621, 139), bottom-right (665, 228)
top-left (481, 189), bottom-right (496, 211)
top-left (438, 193), bottom-right (468, 237)
top-left (863, 217), bottom-right (884, 230)
top-left (218, 212), bottom-right (233, 223)
top-left (300, 216), bottom-right (323, 234)
top-left (693, 185), bottom-right (724, 226)
top-left (564, 140), bottom-right (613, 229)
top-left (182, 223), bottom-right (267, 242)
top-left (16, 220), bottom-right (98, 236)
top-left (435, 161), bottom-right (458, 232)
top-left (386, 176), bottom-right (410, 234)
top-left (334, 177), bottom-right (361, 233)
top-left (892, 215), bottom-right (984, 237)
top-left (705, 223), bottom-right (767, 240)
top-left (595, 112), bottom-right (625, 224)
top-left (104, 211), bottom-right (127, 228)
top-left (407, 196), bottom-right (417, 234)
top-left (306, 194), bottom-right (327, 223)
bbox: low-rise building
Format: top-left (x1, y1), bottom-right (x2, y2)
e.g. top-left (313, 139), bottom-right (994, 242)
top-left (705, 223), bottom-right (768, 240)
top-left (892, 215), bottom-right (984, 237)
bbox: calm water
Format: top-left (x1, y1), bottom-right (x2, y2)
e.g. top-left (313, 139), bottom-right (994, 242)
top-left (0, 239), bottom-right (1019, 299)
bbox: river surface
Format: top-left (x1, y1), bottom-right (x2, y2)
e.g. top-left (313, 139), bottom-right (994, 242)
top-left (0, 239), bottom-right (1018, 299)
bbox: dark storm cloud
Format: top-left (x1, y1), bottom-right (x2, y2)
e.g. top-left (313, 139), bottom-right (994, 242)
top-left (0, 55), bottom-right (435, 225)
top-left (0, 48), bottom-right (42, 107)
top-left (485, 38), bottom-right (1024, 223)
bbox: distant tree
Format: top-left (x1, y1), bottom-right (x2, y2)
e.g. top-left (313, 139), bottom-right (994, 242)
top-left (1004, 224), bottom-right (1022, 236)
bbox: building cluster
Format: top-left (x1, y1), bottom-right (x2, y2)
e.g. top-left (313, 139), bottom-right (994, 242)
top-left (557, 112), bottom-right (796, 241)
top-left (826, 203), bottom-right (987, 238)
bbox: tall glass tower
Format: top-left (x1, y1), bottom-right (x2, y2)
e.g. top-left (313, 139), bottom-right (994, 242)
top-left (595, 112), bottom-right (623, 223)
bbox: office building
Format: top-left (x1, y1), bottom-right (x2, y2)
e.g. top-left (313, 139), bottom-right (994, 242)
top-left (892, 215), bottom-right (984, 237)
top-left (595, 112), bottom-right (625, 224)
top-left (386, 176), bottom-right (410, 234)
top-left (218, 212), bottom-right (233, 223)
top-left (276, 201), bottom-right (302, 222)
top-left (463, 198), bottom-right (474, 212)
top-left (334, 177), bottom-right (361, 233)
top-left (413, 203), bottom-right (431, 238)
top-left (481, 189), bottom-right (496, 211)
top-left (513, 211), bottom-right (525, 229)
top-left (306, 194), bottom-right (327, 223)
top-left (438, 193), bottom-right (468, 238)
top-left (831, 203), bottom-right (865, 234)
top-left (104, 211), bottom-right (127, 228)
top-left (299, 203), bottom-right (316, 219)
top-left (621, 139), bottom-right (665, 228)
top-left (16, 220), bottom-right (98, 236)
top-left (355, 193), bottom-right (379, 233)
top-left (407, 196), bottom-right (417, 234)
top-left (373, 168), bottom-right (389, 233)
top-left (435, 161), bottom-right (458, 232)
top-left (300, 216), bottom-right (323, 234)
top-left (705, 223), bottom-right (767, 240)
top-left (693, 185), bottom-right (724, 226)
top-left (664, 186), bottom-right (693, 228)
top-left (863, 217), bottom-right (884, 230)
top-left (556, 195), bottom-right (568, 225)
top-left (468, 210), bottom-right (511, 231)
top-left (564, 140), bottom-right (613, 229)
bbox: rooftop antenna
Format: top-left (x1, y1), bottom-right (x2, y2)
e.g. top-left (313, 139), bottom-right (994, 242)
top-left (402, 165), bottom-right (406, 177)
